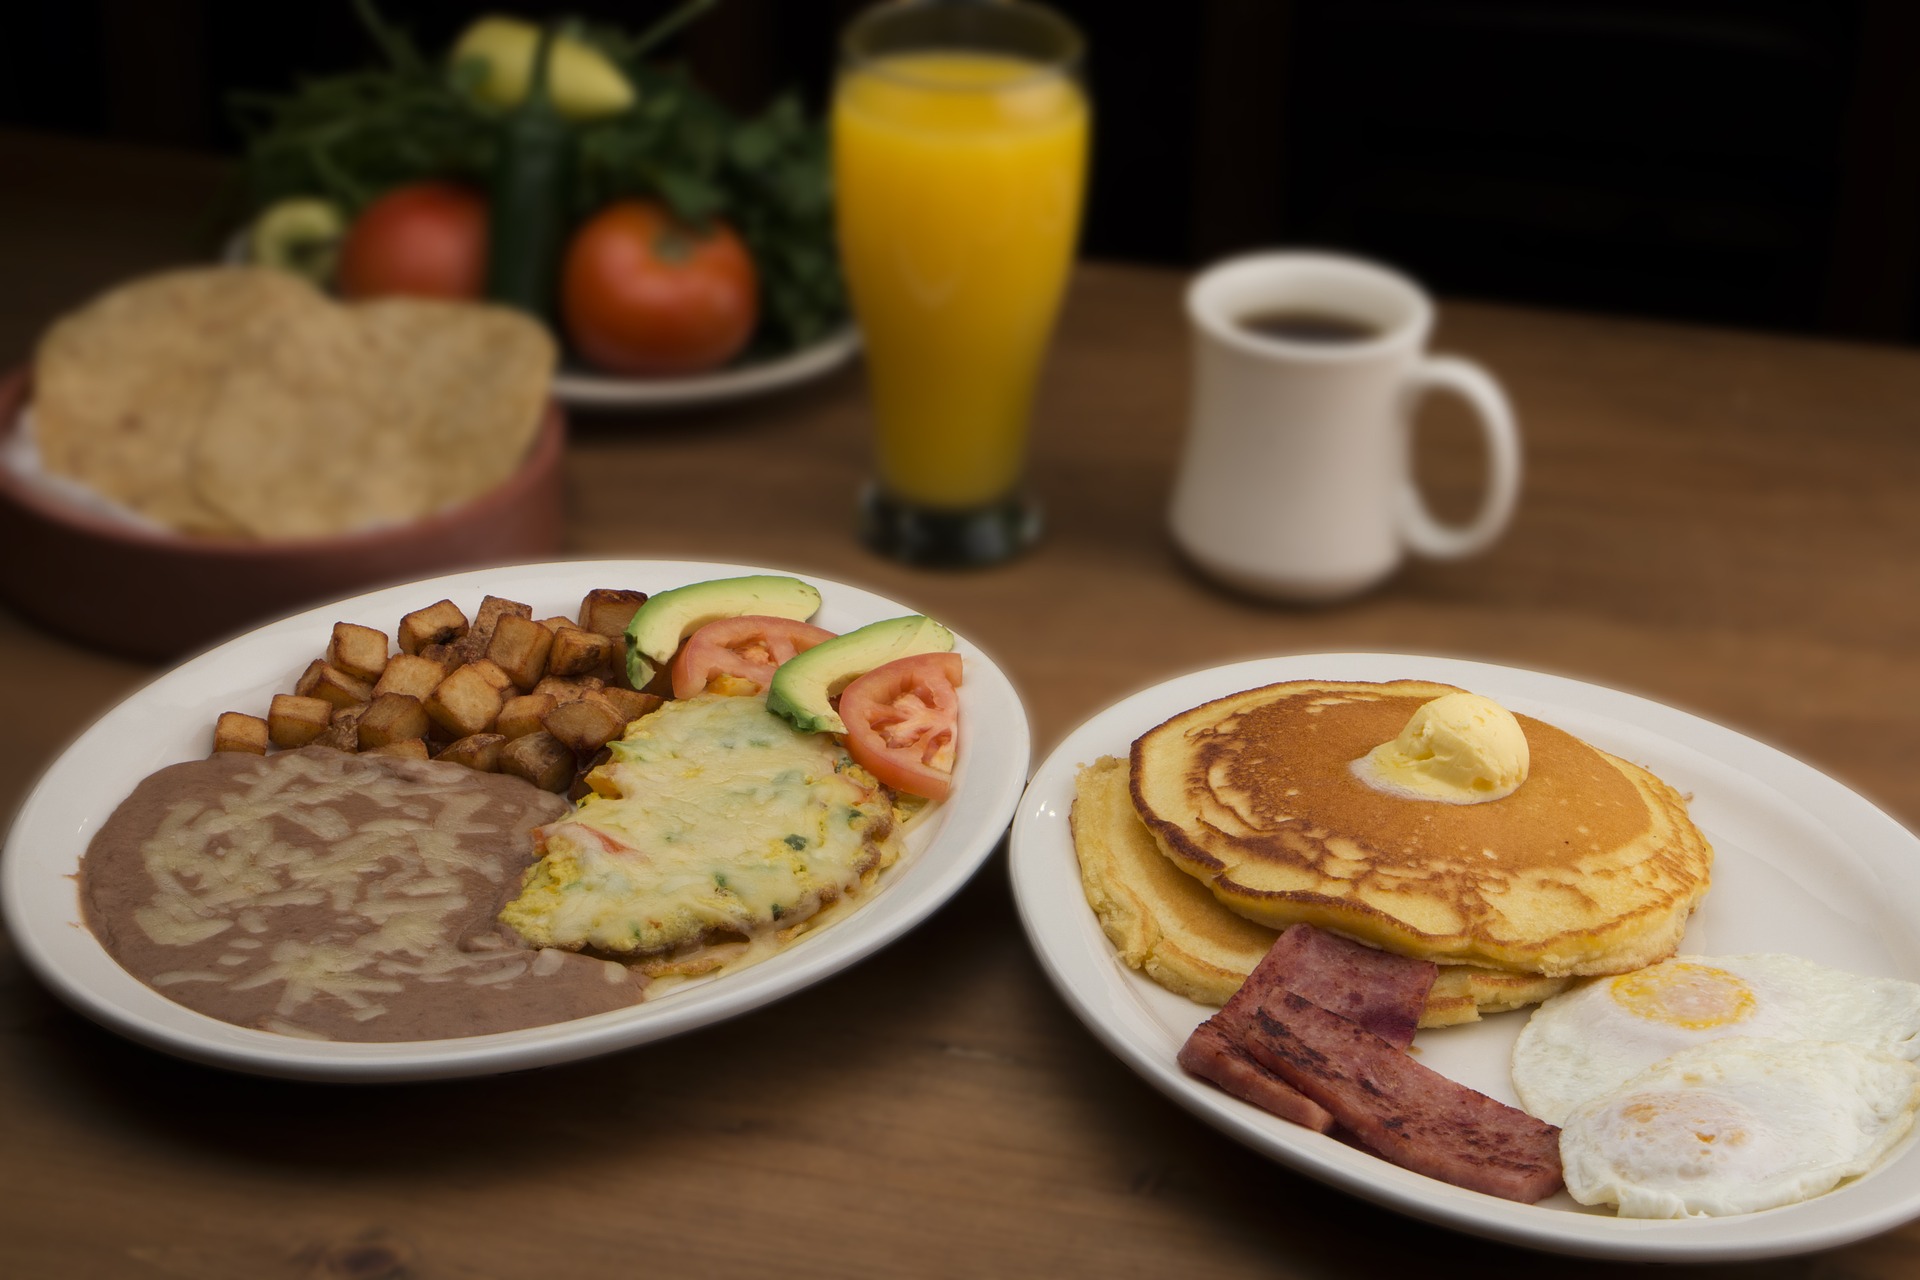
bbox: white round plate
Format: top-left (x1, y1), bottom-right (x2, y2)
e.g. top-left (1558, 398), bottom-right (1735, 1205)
top-left (2, 559), bottom-right (1028, 1083)
top-left (551, 328), bottom-right (860, 411)
top-left (1009, 653), bottom-right (1920, 1262)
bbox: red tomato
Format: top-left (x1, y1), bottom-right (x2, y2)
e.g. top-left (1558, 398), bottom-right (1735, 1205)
top-left (335, 182), bottom-right (488, 300)
top-left (562, 199), bottom-right (759, 375)
top-left (671, 616), bottom-right (836, 701)
top-left (837, 653), bottom-right (962, 802)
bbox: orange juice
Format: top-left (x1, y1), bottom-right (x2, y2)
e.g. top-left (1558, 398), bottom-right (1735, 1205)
top-left (833, 52), bottom-right (1089, 510)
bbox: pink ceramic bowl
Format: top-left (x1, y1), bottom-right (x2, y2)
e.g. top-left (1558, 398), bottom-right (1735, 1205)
top-left (0, 368), bottom-right (567, 662)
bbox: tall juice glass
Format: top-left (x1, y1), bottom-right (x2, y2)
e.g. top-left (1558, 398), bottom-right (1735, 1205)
top-left (833, 1), bottom-right (1088, 565)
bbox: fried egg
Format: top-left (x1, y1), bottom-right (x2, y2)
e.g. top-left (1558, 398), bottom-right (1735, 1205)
top-left (1559, 1038), bottom-right (1920, 1217)
top-left (498, 693), bottom-right (901, 956)
top-left (1511, 953), bottom-right (1920, 1125)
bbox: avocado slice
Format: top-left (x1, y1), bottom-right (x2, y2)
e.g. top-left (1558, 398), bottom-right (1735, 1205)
top-left (766, 614), bottom-right (955, 735)
top-left (625, 574), bottom-right (822, 688)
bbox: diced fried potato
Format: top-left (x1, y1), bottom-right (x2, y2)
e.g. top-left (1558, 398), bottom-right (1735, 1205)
top-left (357, 692), bottom-right (430, 750)
top-left (326, 622), bottom-right (390, 682)
top-left (487, 614), bottom-right (553, 690)
top-left (533, 674), bottom-right (603, 705)
top-left (538, 616), bottom-right (576, 633)
top-left (425, 664), bottom-right (506, 739)
top-left (543, 692), bottom-right (627, 753)
top-left (267, 693), bottom-right (333, 749)
top-left (373, 653), bottom-right (446, 702)
top-left (295, 660), bottom-right (373, 710)
top-left (466, 658), bottom-right (514, 693)
top-left (213, 711), bottom-right (269, 755)
top-left (497, 692), bottom-right (555, 740)
top-left (419, 642), bottom-right (459, 669)
top-left (365, 738), bottom-right (430, 760)
top-left (453, 595), bottom-right (533, 663)
top-left (499, 730), bottom-right (573, 792)
top-left (315, 703), bottom-right (366, 752)
top-left (398, 599), bottom-right (468, 655)
top-left (602, 688), bottom-right (664, 726)
top-left (580, 588), bottom-right (646, 638)
top-left (568, 746), bottom-right (612, 802)
top-left (548, 626), bottom-right (616, 677)
top-left (436, 733), bottom-right (506, 772)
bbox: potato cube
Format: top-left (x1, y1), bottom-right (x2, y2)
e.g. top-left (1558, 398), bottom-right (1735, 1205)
top-left (326, 622), bottom-right (390, 683)
top-left (579, 588), bottom-right (646, 638)
top-left (548, 626), bottom-right (616, 678)
top-left (397, 600), bottom-right (467, 655)
top-left (295, 659), bottom-right (373, 710)
top-left (373, 654), bottom-right (446, 702)
top-left (499, 730), bottom-right (573, 792)
top-left (543, 693), bottom-right (627, 754)
top-left (419, 642), bottom-right (460, 669)
top-left (533, 674), bottom-right (603, 705)
top-left (357, 693), bottom-right (430, 750)
top-left (365, 738), bottom-right (429, 761)
top-left (467, 659), bottom-right (515, 693)
top-left (267, 694), bottom-right (334, 749)
top-left (425, 665), bottom-right (506, 739)
top-left (538, 616), bottom-right (576, 633)
top-left (314, 704), bottom-right (367, 753)
top-left (487, 614), bottom-right (553, 690)
top-left (603, 688), bottom-right (664, 727)
top-left (497, 692), bottom-right (556, 740)
top-left (213, 711), bottom-right (269, 755)
top-left (436, 733), bottom-right (506, 772)
top-left (452, 595), bottom-right (533, 663)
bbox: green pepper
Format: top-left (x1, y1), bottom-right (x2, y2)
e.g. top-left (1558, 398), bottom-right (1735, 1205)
top-left (484, 22), bottom-right (572, 320)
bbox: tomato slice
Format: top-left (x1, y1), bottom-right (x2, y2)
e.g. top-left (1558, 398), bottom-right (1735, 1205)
top-left (670, 616), bottom-right (836, 700)
top-left (837, 652), bottom-right (962, 802)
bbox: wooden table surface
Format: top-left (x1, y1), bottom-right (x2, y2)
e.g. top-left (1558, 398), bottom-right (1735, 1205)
top-left (3, 130), bottom-right (1918, 1278)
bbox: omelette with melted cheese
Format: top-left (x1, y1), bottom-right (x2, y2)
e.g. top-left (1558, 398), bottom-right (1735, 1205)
top-left (498, 693), bottom-right (902, 964)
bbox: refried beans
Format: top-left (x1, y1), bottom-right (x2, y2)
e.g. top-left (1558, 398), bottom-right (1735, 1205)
top-left (79, 747), bottom-right (647, 1041)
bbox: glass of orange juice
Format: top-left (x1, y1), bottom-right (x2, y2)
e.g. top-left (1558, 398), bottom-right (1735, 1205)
top-left (833, 0), bottom-right (1089, 566)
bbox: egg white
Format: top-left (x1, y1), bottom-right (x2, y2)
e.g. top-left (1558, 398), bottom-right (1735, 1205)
top-left (1511, 953), bottom-right (1920, 1126)
top-left (1559, 1038), bottom-right (1920, 1218)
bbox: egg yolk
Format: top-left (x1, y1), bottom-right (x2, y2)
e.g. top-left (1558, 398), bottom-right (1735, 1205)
top-left (1609, 962), bottom-right (1757, 1029)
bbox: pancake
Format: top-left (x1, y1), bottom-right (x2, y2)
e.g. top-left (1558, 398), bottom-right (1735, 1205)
top-left (1129, 680), bottom-right (1713, 978)
top-left (1070, 755), bottom-right (1568, 1027)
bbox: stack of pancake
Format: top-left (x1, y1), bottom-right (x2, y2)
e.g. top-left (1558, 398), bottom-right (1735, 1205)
top-left (1072, 680), bottom-right (1714, 1027)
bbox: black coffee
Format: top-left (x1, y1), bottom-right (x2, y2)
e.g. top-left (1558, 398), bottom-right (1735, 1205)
top-left (1237, 308), bottom-right (1380, 345)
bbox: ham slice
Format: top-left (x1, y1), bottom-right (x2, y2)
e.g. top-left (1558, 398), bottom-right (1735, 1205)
top-left (1178, 924), bottom-right (1436, 1131)
top-left (1245, 992), bottom-right (1564, 1204)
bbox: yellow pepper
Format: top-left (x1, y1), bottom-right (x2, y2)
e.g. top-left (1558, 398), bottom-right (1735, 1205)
top-left (451, 15), bottom-right (635, 121)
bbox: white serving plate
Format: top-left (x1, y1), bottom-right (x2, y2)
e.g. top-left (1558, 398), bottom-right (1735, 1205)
top-left (551, 327), bottom-right (860, 411)
top-left (1009, 653), bottom-right (1920, 1262)
top-left (1, 559), bottom-right (1028, 1082)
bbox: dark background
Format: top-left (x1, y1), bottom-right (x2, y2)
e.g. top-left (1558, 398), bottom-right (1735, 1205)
top-left (7, 0), bottom-right (1919, 342)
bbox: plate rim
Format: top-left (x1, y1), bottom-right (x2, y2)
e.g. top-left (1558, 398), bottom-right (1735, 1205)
top-left (2, 556), bottom-right (1029, 1082)
top-left (550, 327), bottom-right (861, 410)
top-left (1008, 650), bottom-right (1920, 1262)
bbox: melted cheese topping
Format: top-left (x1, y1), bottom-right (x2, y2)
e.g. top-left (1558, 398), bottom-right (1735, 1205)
top-left (499, 694), bottom-right (900, 955)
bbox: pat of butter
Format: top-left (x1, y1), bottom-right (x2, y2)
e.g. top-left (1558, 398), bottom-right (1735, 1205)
top-left (1353, 692), bottom-right (1530, 803)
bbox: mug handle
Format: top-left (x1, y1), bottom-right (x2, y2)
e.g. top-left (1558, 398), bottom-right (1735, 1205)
top-left (1395, 355), bottom-right (1522, 559)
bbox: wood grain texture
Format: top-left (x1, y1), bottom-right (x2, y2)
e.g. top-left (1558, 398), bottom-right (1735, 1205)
top-left (0, 129), bottom-right (1916, 1278)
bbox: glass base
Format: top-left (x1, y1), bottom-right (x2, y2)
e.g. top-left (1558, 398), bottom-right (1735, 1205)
top-left (858, 484), bottom-right (1041, 568)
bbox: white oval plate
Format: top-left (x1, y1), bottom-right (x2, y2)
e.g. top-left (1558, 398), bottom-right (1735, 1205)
top-left (1009, 653), bottom-right (1920, 1262)
top-left (552, 328), bottom-right (860, 412)
top-left (2, 559), bottom-right (1029, 1082)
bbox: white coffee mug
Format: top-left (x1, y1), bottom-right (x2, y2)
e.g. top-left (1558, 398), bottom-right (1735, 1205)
top-left (1169, 252), bottom-right (1521, 601)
